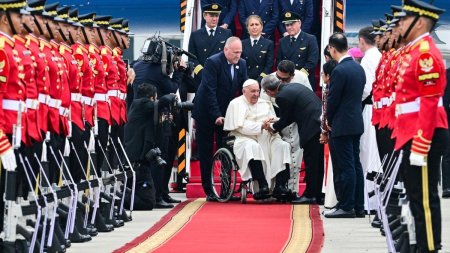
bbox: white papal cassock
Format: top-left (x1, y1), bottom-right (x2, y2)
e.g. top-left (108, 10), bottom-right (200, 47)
top-left (224, 95), bottom-right (291, 188)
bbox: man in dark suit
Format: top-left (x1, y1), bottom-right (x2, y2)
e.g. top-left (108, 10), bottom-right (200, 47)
top-left (192, 37), bottom-right (247, 201)
top-left (277, 11), bottom-right (318, 91)
top-left (442, 68), bottom-right (450, 198)
top-left (325, 33), bottom-right (366, 218)
top-left (278, 0), bottom-right (314, 35)
top-left (238, 0), bottom-right (279, 40)
top-left (189, 3), bottom-right (232, 88)
top-left (261, 75), bottom-right (323, 204)
top-left (241, 15), bottom-right (274, 81)
top-left (201, 0), bottom-right (237, 34)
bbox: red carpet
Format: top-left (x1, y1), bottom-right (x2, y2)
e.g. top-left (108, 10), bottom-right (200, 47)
top-left (114, 199), bottom-right (324, 253)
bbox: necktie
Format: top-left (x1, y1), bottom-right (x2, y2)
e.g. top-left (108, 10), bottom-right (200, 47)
top-left (209, 29), bottom-right (214, 38)
top-left (253, 39), bottom-right (258, 47)
top-left (290, 0), bottom-right (294, 5)
top-left (230, 64), bottom-right (235, 79)
top-left (290, 37), bottom-right (296, 45)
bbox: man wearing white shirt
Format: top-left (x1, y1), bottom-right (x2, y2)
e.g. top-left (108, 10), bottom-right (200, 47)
top-left (358, 26), bottom-right (382, 213)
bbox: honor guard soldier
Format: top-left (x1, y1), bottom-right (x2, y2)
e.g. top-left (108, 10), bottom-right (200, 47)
top-left (110, 18), bottom-right (128, 126)
top-left (241, 15), bottom-right (274, 81)
top-left (238, 0), bottom-right (279, 40)
top-left (188, 3), bottom-right (232, 88)
top-left (277, 11), bottom-right (318, 91)
top-left (0, 0), bottom-right (27, 243)
top-left (395, 1), bottom-right (448, 252)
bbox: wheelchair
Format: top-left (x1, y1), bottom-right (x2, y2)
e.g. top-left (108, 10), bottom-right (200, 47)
top-left (210, 136), bottom-right (270, 203)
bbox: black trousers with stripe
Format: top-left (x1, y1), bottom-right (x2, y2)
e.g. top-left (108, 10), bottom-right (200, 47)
top-left (400, 128), bottom-right (448, 252)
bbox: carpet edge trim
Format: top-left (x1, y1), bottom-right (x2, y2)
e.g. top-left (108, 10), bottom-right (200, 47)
top-left (306, 205), bottom-right (325, 253)
top-left (113, 199), bottom-right (198, 253)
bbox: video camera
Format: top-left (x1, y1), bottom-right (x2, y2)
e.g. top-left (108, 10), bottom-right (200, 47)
top-left (145, 147), bottom-right (167, 168)
top-left (140, 35), bottom-right (197, 75)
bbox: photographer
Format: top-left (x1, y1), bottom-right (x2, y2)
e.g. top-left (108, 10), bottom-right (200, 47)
top-left (124, 83), bottom-right (177, 210)
top-left (129, 37), bottom-right (192, 207)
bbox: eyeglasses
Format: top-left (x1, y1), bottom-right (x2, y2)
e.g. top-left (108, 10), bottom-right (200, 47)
top-left (276, 73), bottom-right (292, 82)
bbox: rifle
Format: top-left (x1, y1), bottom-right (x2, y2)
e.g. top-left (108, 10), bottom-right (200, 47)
top-left (108, 136), bottom-right (133, 219)
top-left (117, 138), bottom-right (136, 218)
top-left (97, 140), bottom-right (118, 220)
top-left (33, 154), bottom-right (58, 247)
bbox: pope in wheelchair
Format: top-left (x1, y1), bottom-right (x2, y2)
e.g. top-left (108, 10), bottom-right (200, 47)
top-left (223, 79), bottom-right (292, 200)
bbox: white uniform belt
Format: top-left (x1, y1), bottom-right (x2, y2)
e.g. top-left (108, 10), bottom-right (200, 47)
top-left (396, 97), bottom-right (443, 116)
top-left (381, 97), bottom-right (390, 106)
top-left (374, 101), bottom-right (383, 110)
top-left (71, 93), bottom-right (82, 102)
top-left (47, 98), bottom-right (62, 108)
top-left (94, 93), bottom-right (108, 102)
top-left (81, 96), bottom-right (95, 106)
top-left (38, 94), bottom-right (50, 105)
top-left (119, 92), bottom-right (127, 100)
top-left (26, 99), bottom-right (39, 110)
top-left (107, 90), bottom-right (121, 98)
top-left (3, 100), bottom-right (26, 112)
top-left (59, 107), bottom-right (70, 117)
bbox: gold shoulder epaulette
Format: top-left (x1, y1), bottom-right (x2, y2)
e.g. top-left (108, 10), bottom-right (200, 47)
top-left (420, 40), bottom-right (430, 53)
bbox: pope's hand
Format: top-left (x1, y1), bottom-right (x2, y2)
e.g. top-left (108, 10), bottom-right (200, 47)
top-left (409, 152), bottom-right (426, 167)
top-left (0, 149), bottom-right (17, 171)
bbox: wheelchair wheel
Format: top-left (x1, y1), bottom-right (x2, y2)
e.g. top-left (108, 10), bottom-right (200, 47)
top-left (211, 148), bottom-right (237, 202)
top-left (241, 186), bottom-right (247, 204)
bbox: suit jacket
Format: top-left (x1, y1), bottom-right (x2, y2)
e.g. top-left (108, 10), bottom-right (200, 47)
top-left (277, 30), bottom-right (318, 73)
top-left (124, 98), bottom-right (157, 162)
top-left (278, 0), bottom-right (314, 34)
top-left (327, 57), bottom-right (366, 137)
top-left (201, 0), bottom-right (237, 27)
top-left (132, 60), bottom-right (181, 98)
top-left (272, 84), bottom-right (321, 147)
top-left (238, 0), bottom-right (279, 39)
top-left (188, 26), bottom-right (232, 70)
top-left (241, 37), bottom-right (274, 80)
top-left (192, 52), bottom-right (247, 126)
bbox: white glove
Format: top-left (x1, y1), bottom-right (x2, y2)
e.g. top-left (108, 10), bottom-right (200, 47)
top-left (0, 149), bottom-right (17, 171)
top-left (409, 152), bottom-right (426, 167)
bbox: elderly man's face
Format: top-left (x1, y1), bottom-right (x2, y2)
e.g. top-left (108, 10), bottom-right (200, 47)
top-left (243, 83), bottom-right (260, 105)
top-left (285, 20), bottom-right (301, 36)
top-left (224, 39), bottom-right (242, 64)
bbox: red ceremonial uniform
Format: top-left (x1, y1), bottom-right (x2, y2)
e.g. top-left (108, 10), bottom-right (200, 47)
top-left (394, 33), bottom-right (448, 152)
top-left (101, 45), bottom-right (121, 125)
top-left (372, 51), bottom-right (389, 127)
top-left (88, 44), bottom-right (111, 125)
top-left (0, 32), bottom-right (27, 146)
top-left (52, 41), bottom-right (71, 137)
top-left (60, 43), bottom-right (83, 131)
top-left (378, 48), bottom-right (396, 129)
top-left (27, 34), bottom-right (50, 133)
top-left (40, 38), bottom-right (64, 135)
top-left (14, 35), bottom-right (42, 143)
top-left (0, 33), bottom-right (15, 153)
top-left (113, 47), bottom-right (128, 124)
top-left (72, 42), bottom-right (94, 126)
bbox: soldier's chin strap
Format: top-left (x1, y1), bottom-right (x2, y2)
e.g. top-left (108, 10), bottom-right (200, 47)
top-left (68, 33), bottom-right (75, 45)
top-left (97, 27), bottom-right (105, 46)
top-left (32, 15), bottom-right (44, 35)
top-left (403, 16), bottom-right (420, 42)
top-left (45, 22), bottom-right (54, 40)
top-left (23, 23), bottom-right (33, 33)
top-left (112, 31), bottom-right (120, 48)
top-left (81, 27), bottom-right (90, 44)
top-left (58, 28), bottom-right (68, 42)
top-left (6, 12), bottom-right (17, 35)
top-left (121, 37), bottom-right (126, 49)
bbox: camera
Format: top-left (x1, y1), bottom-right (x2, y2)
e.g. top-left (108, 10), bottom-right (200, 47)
top-left (140, 35), bottom-right (197, 66)
top-left (174, 101), bottom-right (194, 110)
top-left (145, 147), bottom-right (167, 167)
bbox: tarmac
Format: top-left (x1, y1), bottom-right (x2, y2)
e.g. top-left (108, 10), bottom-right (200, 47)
top-left (69, 192), bottom-right (450, 253)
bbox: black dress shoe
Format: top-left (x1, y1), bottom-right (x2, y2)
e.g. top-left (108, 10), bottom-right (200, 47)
top-left (163, 196), bottom-right (182, 203)
top-left (206, 194), bottom-right (218, 202)
top-left (292, 196), bottom-right (316, 205)
top-left (155, 199), bottom-right (174, 208)
top-left (272, 186), bottom-right (291, 200)
top-left (355, 210), bottom-right (365, 218)
top-left (324, 208), bottom-right (356, 218)
top-left (443, 188), bottom-right (450, 198)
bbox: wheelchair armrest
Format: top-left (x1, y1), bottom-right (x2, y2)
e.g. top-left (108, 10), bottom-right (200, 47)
top-left (223, 135), bottom-right (236, 150)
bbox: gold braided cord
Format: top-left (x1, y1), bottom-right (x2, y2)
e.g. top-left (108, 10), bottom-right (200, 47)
top-left (403, 5), bottom-right (439, 19)
top-left (80, 18), bottom-right (94, 23)
top-left (32, 6), bottom-right (44, 11)
top-left (0, 1), bottom-right (26, 10)
top-left (46, 10), bottom-right (57, 16)
top-left (96, 21), bottom-right (109, 25)
top-left (58, 14), bottom-right (69, 19)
